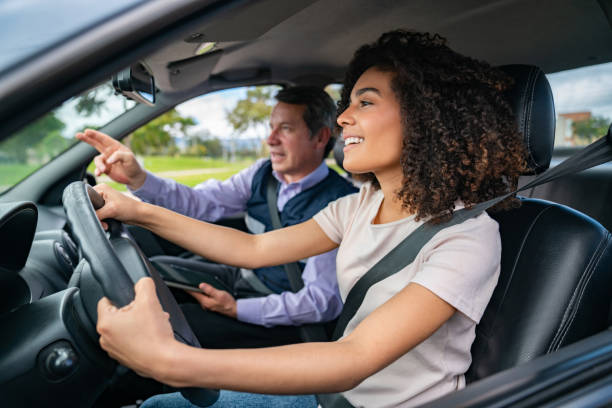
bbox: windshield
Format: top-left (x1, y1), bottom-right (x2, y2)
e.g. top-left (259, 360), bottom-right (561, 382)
top-left (0, 0), bottom-right (147, 74)
top-left (0, 82), bottom-right (136, 193)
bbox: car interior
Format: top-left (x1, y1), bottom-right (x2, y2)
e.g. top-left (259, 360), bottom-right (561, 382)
top-left (1, 0), bottom-right (612, 407)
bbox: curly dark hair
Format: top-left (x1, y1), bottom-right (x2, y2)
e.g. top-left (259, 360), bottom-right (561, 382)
top-left (338, 30), bottom-right (527, 221)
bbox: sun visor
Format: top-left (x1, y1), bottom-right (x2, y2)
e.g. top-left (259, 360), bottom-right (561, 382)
top-left (209, 67), bottom-right (271, 86)
top-left (0, 202), bottom-right (37, 272)
top-left (157, 49), bottom-right (224, 92)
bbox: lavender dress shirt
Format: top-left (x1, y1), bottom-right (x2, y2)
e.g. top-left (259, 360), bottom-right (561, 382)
top-left (130, 159), bottom-right (343, 327)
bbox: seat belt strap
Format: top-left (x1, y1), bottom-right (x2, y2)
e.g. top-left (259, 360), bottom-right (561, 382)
top-left (266, 172), bottom-right (330, 342)
top-left (266, 174), bottom-right (308, 291)
top-left (239, 268), bottom-right (275, 295)
top-left (316, 393), bottom-right (357, 408)
top-left (318, 128), bottom-right (612, 408)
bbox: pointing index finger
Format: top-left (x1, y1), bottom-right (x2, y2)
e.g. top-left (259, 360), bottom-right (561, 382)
top-left (79, 129), bottom-right (121, 154)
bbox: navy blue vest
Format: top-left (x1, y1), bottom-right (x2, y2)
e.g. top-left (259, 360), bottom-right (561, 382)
top-left (245, 160), bottom-right (358, 293)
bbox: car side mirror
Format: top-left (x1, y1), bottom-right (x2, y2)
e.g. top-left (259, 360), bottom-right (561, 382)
top-left (112, 62), bottom-right (156, 106)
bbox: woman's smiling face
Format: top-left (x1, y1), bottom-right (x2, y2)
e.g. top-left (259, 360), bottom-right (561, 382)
top-left (337, 67), bottom-right (404, 179)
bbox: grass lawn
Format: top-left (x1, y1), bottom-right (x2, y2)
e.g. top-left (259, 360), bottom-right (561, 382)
top-left (0, 163), bottom-right (39, 192)
top-left (87, 156), bottom-right (254, 173)
top-left (170, 170), bottom-right (251, 187)
top-left (139, 156), bottom-right (248, 172)
top-left (103, 169), bottom-right (253, 191)
top-left (1, 155), bottom-right (346, 193)
top-left (90, 156), bottom-right (257, 191)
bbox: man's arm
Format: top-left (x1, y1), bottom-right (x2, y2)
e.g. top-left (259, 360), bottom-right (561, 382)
top-left (237, 250), bottom-right (342, 327)
top-left (130, 159), bottom-right (265, 222)
top-left (93, 183), bottom-right (338, 269)
top-left (78, 128), bottom-right (265, 222)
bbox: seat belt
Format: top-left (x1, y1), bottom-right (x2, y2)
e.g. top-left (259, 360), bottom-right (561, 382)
top-left (266, 172), bottom-right (331, 342)
top-left (317, 129), bottom-right (612, 408)
top-left (239, 268), bottom-right (275, 295)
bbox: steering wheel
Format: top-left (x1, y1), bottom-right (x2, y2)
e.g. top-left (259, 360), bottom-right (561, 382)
top-left (62, 181), bottom-right (218, 406)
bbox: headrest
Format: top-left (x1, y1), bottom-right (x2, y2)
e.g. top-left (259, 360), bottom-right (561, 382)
top-left (333, 64), bottom-right (556, 175)
top-left (499, 64), bottom-right (555, 174)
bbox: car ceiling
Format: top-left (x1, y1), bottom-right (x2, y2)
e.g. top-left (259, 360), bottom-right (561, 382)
top-left (145, 0), bottom-right (612, 94)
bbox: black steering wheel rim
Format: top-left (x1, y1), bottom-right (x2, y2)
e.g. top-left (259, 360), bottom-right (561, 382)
top-left (62, 180), bottom-right (204, 342)
top-left (64, 182), bottom-right (137, 307)
top-left (63, 181), bottom-right (219, 406)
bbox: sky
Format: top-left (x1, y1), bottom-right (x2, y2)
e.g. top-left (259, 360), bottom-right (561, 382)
top-left (175, 88), bottom-right (259, 140)
top-left (547, 62), bottom-right (612, 120)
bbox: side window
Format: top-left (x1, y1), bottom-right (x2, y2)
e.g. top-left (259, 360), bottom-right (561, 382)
top-left (324, 83), bottom-right (345, 175)
top-left (324, 83), bottom-right (342, 103)
top-left (546, 62), bottom-right (612, 149)
top-left (91, 85), bottom-right (281, 191)
top-left (1, 81), bottom-right (136, 194)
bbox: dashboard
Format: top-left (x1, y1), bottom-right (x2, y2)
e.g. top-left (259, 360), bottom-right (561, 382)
top-left (0, 202), bottom-right (77, 315)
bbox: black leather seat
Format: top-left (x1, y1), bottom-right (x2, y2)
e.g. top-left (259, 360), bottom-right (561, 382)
top-left (466, 65), bottom-right (612, 381)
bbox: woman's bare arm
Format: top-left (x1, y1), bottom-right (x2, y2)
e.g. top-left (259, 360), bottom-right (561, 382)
top-left (98, 278), bottom-right (456, 394)
top-left (93, 183), bottom-right (337, 269)
top-left (136, 202), bottom-right (336, 268)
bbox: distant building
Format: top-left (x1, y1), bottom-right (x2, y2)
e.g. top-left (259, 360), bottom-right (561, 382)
top-left (555, 111), bottom-right (591, 146)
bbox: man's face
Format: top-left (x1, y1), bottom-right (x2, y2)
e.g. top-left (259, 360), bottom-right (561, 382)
top-left (267, 102), bottom-right (325, 183)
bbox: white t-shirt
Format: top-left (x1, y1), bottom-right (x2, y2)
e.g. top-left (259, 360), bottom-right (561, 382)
top-left (313, 182), bottom-right (501, 408)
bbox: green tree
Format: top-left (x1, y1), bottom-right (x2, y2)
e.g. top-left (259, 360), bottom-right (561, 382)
top-left (185, 129), bottom-right (225, 158)
top-left (185, 143), bottom-right (208, 157)
top-left (34, 132), bottom-right (72, 160)
top-left (127, 109), bottom-right (195, 155)
top-left (572, 115), bottom-right (610, 144)
top-left (226, 86), bottom-right (276, 137)
top-left (0, 112), bottom-right (66, 162)
top-left (201, 138), bottom-right (224, 157)
top-left (74, 83), bottom-right (117, 116)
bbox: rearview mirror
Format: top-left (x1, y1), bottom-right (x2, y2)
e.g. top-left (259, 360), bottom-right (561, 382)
top-left (112, 62), bottom-right (156, 106)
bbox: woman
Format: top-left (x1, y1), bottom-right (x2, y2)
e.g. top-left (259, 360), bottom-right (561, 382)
top-left (95, 30), bottom-right (527, 407)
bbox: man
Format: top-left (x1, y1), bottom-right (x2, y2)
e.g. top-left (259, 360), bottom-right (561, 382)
top-left (77, 86), bottom-right (357, 348)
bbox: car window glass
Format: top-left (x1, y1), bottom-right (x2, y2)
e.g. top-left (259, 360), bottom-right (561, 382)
top-left (546, 62), bottom-right (612, 149)
top-left (324, 83), bottom-right (345, 175)
top-left (325, 83), bottom-right (342, 103)
top-left (0, 0), bottom-right (147, 74)
top-left (92, 85), bottom-right (282, 192)
top-left (0, 81), bottom-right (136, 194)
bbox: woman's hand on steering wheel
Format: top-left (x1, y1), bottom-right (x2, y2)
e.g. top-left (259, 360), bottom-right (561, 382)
top-left (97, 277), bottom-right (180, 383)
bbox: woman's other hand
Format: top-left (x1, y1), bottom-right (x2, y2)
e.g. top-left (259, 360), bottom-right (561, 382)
top-left (97, 277), bottom-right (178, 380)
